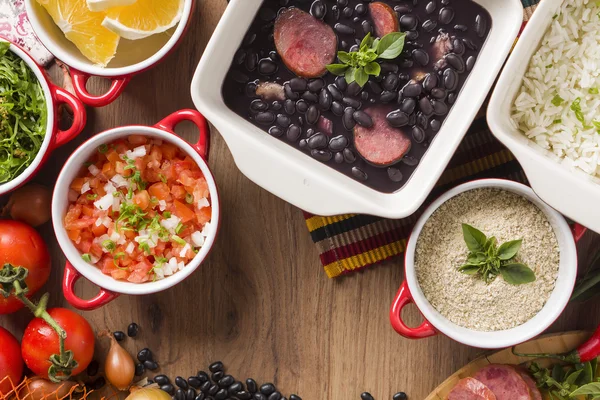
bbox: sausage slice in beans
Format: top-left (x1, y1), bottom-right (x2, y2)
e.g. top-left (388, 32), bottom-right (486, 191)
top-left (447, 378), bottom-right (497, 400)
top-left (517, 370), bottom-right (542, 400)
top-left (473, 365), bottom-right (531, 400)
top-left (369, 2), bottom-right (399, 38)
top-left (354, 106), bottom-right (411, 167)
top-left (274, 8), bottom-right (337, 78)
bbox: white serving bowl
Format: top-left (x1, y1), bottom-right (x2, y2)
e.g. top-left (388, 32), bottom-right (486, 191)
top-left (488, 0), bottom-right (600, 234)
top-left (52, 110), bottom-right (219, 311)
top-left (25, 0), bottom-right (196, 107)
top-left (191, 0), bottom-right (523, 218)
top-left (389, 179), bottom-right (579, 349)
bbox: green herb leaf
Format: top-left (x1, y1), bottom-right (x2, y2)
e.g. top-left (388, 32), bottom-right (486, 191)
top-left (497, 239), bottom-right (522, 260)
top-left (500, 263), bottom-right (536, 285)
top-left (376, 32), bottom-right (406, 59)
top-left (551, 93), bottom-right (564, 107)
top-left (461, 223), bottom-right (487, 252)
top-left (360, 32), bottom-right (373, 50)
top-left (571, 382), bottom-right (600, 397)
top-left (326, 64), bottom-right (349, 76)
top-left (337, 51), bottom-right (352, 65)
top-left (354, 67), bottom-right (369, 87)
top-left (458, 265), bottom-right (481, 275)
top-left (345, 67), bottom-right (357, 84)
top-left (466, 252), bottom-right (487, 265)
top-left (364, 61), bottom-right (381, 76)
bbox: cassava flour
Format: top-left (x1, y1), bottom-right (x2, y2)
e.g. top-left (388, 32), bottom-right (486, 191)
top-left (415, 188), bottom-right (560, 331)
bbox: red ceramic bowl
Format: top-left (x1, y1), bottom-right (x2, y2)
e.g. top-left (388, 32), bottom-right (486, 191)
top-left (0, 38), bottom-right (86, 196)
top-left (25, 0), bottom-right (196, 107)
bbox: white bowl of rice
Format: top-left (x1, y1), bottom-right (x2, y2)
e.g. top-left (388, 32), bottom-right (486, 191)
top-left (488, 0), bottom-right (600, 234)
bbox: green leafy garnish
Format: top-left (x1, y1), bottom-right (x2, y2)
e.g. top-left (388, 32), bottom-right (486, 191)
top-left (553, 119), bottom-right (562, 124)
top-left (570, 97), bottom-right (588, 127)
top-left (185, 193), bottom-right (193, 204)
top-left (171, 235), bottom-right (187, 246)
top-left (163, 211), bottom-right (172, 218)
top-left (81, 253), bottom-right (92, 263)
top-left (86, 194), bottom-right (98, 200)
top-left (589, 87), bottom-right (599, 94)
top-left (551, 93), bottom-right (564, 106)
top-left (458, 224), bottom-right (536, 285)
top-left (139, 241), bottom-right (151, 255)
top-left (98, 144), bottom-right (108, 154)
top-left (0, 41), bottom-right (47, 183)
top-left (102, 239), bottom-right (116, 252)
top-left (326, 32), bottom-right (406, 87)
top-left (529, 360), bottom-right (600, 400)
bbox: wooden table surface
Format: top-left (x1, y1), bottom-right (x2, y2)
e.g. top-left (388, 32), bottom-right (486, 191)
top-left (2, 2), bottom-right (600, 399)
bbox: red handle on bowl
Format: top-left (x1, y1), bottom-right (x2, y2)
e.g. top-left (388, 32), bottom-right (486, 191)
top-left (390, 281), bottom-right (437, 339)
top-left (70, 68), bottom-right (131, 107)
top-left (51, 85), bottom-right (87, 148)
top-left (572, 223), bottom-right (587, 243)
top-left (155, 109), bottom-right (210, 161)
top-left (63, 262), bottom-right (119, 311)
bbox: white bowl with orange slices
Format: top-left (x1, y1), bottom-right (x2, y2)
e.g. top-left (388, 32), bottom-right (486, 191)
top-left (26, 0), bottom-right (195, 107)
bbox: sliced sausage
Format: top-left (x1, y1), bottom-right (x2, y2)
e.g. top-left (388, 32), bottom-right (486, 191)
top-left (353, 106), bottom-right (411, 167)
top-left (369, 2), bottom-right (399, 38)
top-left (473, 365), bottom-right (532, 400)
top-left (447, 378), bottom-right (497, 400)
top-left (517, 371), bottom-right (542, 400)
top-left (274, 7), bottom-right (337, 78)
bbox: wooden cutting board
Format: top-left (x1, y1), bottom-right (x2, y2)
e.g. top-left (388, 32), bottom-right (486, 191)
top-left (425, 331), bottom-right (592, 400)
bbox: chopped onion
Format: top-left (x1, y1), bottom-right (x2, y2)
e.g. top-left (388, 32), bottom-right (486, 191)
top-left (104, 182), bottom-right (116, 194)
top-left (88, 164), bottom-right (100, 176)
top-left (126, 242), bottom-right (135, 254)
top-left (94, 193), bottom-right (114, 210)
top-left (191, 231), bottom-right (205, 247)
top-left (197, 198), bottom-right (210, 209)
top-left (179, 244), bottom-right (191, 258)
top-left (201, 222), bottom-right (212, 237)
top-left (158, 200), bottom-right (167, 211)
top-left (81, 181), bottom-right (91, 194)
top-left (160, 215), bottom-right (181, 233)
top-left (125, 146), bottom-right (147, 160)
top-left (111, 174), bottom-right (128, 188)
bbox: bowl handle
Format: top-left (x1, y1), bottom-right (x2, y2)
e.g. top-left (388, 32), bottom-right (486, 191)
top-left (51, 85), bottom-right (87, 148)
top-left (390, 280), bottom-right (437, 339)
top-left (63, 262), bottom-right (119, 311)
top-left (154, 109), bottom-right (210, 161)
top-left (572, 224), bottom-right (587, 243)
top-left (70, 68), bottom-right (131, 107)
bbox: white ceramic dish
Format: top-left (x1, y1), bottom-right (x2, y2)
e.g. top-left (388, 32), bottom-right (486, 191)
top-left (389, 179), bottom-right (578, 349)
top-left (25, 0), bottom-right (195, 106)
top-left (488, 0), bottom-right (600, 234)
top-left (52, 110), bottom-right (219, 311)
top-left (191, 0), bottom-right (522, 217)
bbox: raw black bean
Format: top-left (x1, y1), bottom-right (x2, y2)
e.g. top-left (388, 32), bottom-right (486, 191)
top-left (269, 51), bottom-right (278, 61)
top-left (388, 167), bottom-right (403, 182)
top-left (362, 20), bottom-right (372, 35)
top-left (87, 360), bottom-right (99, 376)
top-left (327, 84), bottom-right (343, 101)
top-left (399, 59), bottom-right (414, 68)
top-left (245, 81), bottom-right (257, 98)
top-left (218, 375), bottom-right (234, 388)
top-left (383, 74), bottom-right (400, 91)
top-left (161, 384), bottom-right (175, 395)
top-left (208, 384), bottom-right (219, 396)
top-left (334, 152), bottom-right (344, 163)
top-left (237, 391), bottom-right (252, 400)
top-left (430, 87), bottom-right (447, 99)
top-left (296, 100), bottom-right (309, 113)
top-left (135, 363), bottom-right (145, 376)
top-left (367, 81), bottom-right (383, 95)
top-left (400, 98), bottom-right (416, 115)
top-left (284, 84), bottom-right (299, 101)
top-left (271, 101), bottom-right (282, 111)
top-left (446, 53), bottom-right (465, 72)
top-left (277, 114), bottom-right (291, 128)
top-left (197, 372), bottom-right (209, 382)
top-left (349, 44), bottom-right (359, 53)
top-left (448, 92), bottom-right (457, 105)
top-left (408, 112), bottom-right (417, 126)
top-left (250, 99), bottom-right (268, 111)
top-left (331, 101), bottom-right (344, 116)
top-left (454, 24), bottom-right (468, 31)
top-left (259, 7), bottom-right (276, 22)
top-left (395, 5), bottom-right (412, 14)
top-left (138, 348), bottom-right (152, 362)
top-left (286, 125), bottom-right (301, 141)
top-left (393, 393), bottom-right (408, 400)
top-left (346, 81), bottom-right (362, 97)
top-left (113, 331), bottom-right (125, 342)
top-left (318, 89), bottom-right (332, 110)
top-left (426, 0), bottom-right (436, 13)
top-left (402, 155), bottom-right (419, 166)
top-left (422, 19), bottom-right (436, 32)
top-left (215, 389), bottom-right (228, 400)
top-left (352, 167), bottom-right (368, 181)
top-left (311, 149), bottom-right (333, 162)
top-left (289, 77), bottom-right (307, 92)
top-left (310, 0), bottom-right (326, 19)
top-left (189, 377), bottom-right (202, 389)
top-left (127, 323), bottom-right (139, 337)
top-left (342, 6), bottom-right (353, 17)
top-left (452, 38), bottom-right (465, 55)
top-left (355, 3), bottom-right (367, 15)
top-left (399, 14), bottom-right (418, 30)
top-left (242, 32), bottom-right (256, 47)
top-left (176, 389), bottom-right (186, 400)
top-left (200, 381), bottom-right (212, 393)
top-left (343, 148), bottom-right (356, 163)
top-left (412, 49), bottom-right (429, 66)
top-left (284, 99), bottom-right (295, 115)
top-left (402, 83), bottom-right (422, 97)
top-left (246, 379), bottom-right (258, 393)
top-left (353, 110), bottom-right (373, 127)
top-left (412, 126), bottom-right (426, 143)
top-left (258, 58), bottom-right (277, 75)
top-left (334, 23), bottom-right (354, 35)
top-left (422, 73), bottom-right (438, 92)
top-left (329, 135), bottom-right (348, 152)
top-left (186, 389), bottom-right (197, 400)
top-left (417, 112), bottom-right (428, 129)
top-left (234, 49), bottom-right (246, 65)
top-left (466, 55), bottom-right (476, 71)
top-left (439, 7), bottom-right (454, 24)
top-left (406, 31), bottom-right (418, 41)
top-left (306, 105), bottom-right (320, 125)
top-left (475, 14), bottom-right (487, 37)
top-left (289, 396), bottom-right (301, 400)
top-left (430, 119), bottom-right (441, 132)
top-left (343, 107), bottom-right (356, 130)
top-left (212, 371), bottom-right (224, 382)
top-left (462, 37), bottom-right (478, 51)
top-left (195, 393), bottom-right (205, 400)
top-left (308, 78), bottom-right (325, 92)
top-left (443, 68), bottom-right (458, 90)
top-left (268, 392), bottom-right (282, 400)
top-left (380, 91), bottom-right (397, 103)
top-left (144, 360), bottom-right (159, 371)
top-left (432, 100), bottom-right (448, 115)
top-left (337, 0), bottom-right (348, 6)
top-left (228, 382), bottom-right (243, 395)
top-left (155, 375), bottom-right (170, 385)
top-left (419, 97), bottom-right (433, 116)
top-left (342, 97), bottom-right (361, 109)
top-left (245, 52), bottom-right (258, 71)
top-left (380, 62), bottom-right (399, 74)
top-left (308, 133), bottom-right (328, 149)
top-left (253, 394), bottom-right (267, 400)
top-left (331, 5), bottom-right (340, 21)
top-left (306, 128), bottom-right (315, 137)
top-left (387, 110), bottom-right (410, 127)
top-left (442, 0), bottom-right (450, 4)
top-left (301, 91), bottom-right (318, 103)
top-left (269, 126), bottom-right (283, 137)
top-left (335, 76), bottom-right (347, 91)
top-left (255, 111), bottom-right (276, 125)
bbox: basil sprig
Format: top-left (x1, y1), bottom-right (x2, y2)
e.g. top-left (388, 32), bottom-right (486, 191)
top-left (458, 224), bottom-right (536, 285)
top-left (529, 360), bottom-right (600, 399)
top-left (325, 32), bottom-right (406, 87)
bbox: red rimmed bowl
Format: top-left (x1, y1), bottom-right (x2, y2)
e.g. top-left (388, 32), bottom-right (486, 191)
top-left (25, 0), bottom-right (196, 107)
top-left (0, 38), bottom-right (86, 196)
top-left (51, 109), bottom-right (219, 311)
top-left (389, 179), bottom-right (584, 349)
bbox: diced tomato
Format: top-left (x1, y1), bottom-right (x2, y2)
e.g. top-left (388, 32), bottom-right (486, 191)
top-left (196, 207), bottom-right (211, 225)
top-left (67, 229), bottom-right (81, 242)
top-left (111, 269), bottom-right (129, 280)
top-left (148, 146), bottom-right (163, 163)
top-left (70, 178), bottom-right (86, 192)
top-left (173, 200), bottom-right (196, 223)
top-left (148, 182), bottom-right (170, 200)
top-left (171, 185), bottom-right (186, 200)
top-left (174, 161), bottom-right (195, 176)
top-left (128, 135), bottom-right (147, 146)
top-left (91, 224), bottom-right (108, 237)
top-left (77, 239), bottom-right (93, 254)
top-left (133, 190), bottom-right (151, 210)
top-left (106, 150), bottom-right (121, 164)
top-left (90, 242), bottom-right (103, 259)
top-left (82, 205), bottom-right (94, 217)
top-left (161, 143), bottom-right (177, 159)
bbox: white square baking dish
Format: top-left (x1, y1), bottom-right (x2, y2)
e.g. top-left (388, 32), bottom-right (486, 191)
top-left (191, 0), bottom-right (522, 217)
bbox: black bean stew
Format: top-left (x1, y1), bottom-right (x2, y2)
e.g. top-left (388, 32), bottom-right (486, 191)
top-left (222, 0), bottom-right (491, 193)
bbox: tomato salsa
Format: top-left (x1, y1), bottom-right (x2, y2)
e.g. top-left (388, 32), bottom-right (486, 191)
top-left (64, 135), bottom-right (212, 283)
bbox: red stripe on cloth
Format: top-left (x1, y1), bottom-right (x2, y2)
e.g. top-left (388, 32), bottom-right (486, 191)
top-left (319, 229), bottom-right (403, 267)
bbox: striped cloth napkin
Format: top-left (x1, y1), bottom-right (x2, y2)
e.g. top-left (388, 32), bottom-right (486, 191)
top-left (305, 0), bottom-right (542, 278)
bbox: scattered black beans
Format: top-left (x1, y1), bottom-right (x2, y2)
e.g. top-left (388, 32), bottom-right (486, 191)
top-left (412, 49), bottom-right (429, 66)
top-left (334, 23), bottom-right (354, 35)
top-left (399, 14), bottom-right (418, 30)
top-left (393, 392), bottom-right (408, 400)
top-left (200, 381), bottom-right (211, 393)
top-left (475, 13), bottom-right (487, 37)
top-left (156, 375), bottom-right (170, 385)
top-left (144, 360), bottom-right (159, 371)
top-left (258, 58), bottom-right (278, 75)
top-left (352, 166), bottom-right (368, 180)
top-left (135, 363), bottom-right (145, 376)
top-left (446, 53), bottom-right (465, 72)
top-left (342, 107), bottom-right (356, 130)
top-left (260, 384), bottom-right (276, 396)
top-left (388, 167), bottom-right (403, 182)
top-left (254, 394), bottom-right (267, 400)
top-left (346, 82), bottom-right (362, 97)
top-left (127, 323), bottom-right (139, 337)
top-left (246, 379), bottom-right (258, 393)
top-left (268, 392), bottom-right (282, 400)
top-left (439, 7), bottom-right (455, 24)
top-left (161, 384), bottom-right (175, 395)
top-left (218, 375), bottom-right (235, 388)
top-left (238, 391), bottom-right (252, 400)
top-left (310, 0), bottom-right (326, 19)
top-left (425, 1), bottom-right (436, 14)
top-left (466, 55), bottom-right (476, 71)
top-left (387, 110), bottom-right (410, 127)
top-left (86, 360), bottom-right (99, 377)
top-left (176, 376), bottom-right (190, 390)
top-left (361, 392), bottom-right (375, 400)
top-left (113, 331), bottom-right (125, 342)
top-left (208, 384), bottom-right (219, 396)
top-left (137, 348), bottom-right (153, 362)
top-left (211, 371), bottom-right (225, 382)
top-left (353, 110), bottom-right (373, 128)
top-left (175, 389), bottom-right (186, 400)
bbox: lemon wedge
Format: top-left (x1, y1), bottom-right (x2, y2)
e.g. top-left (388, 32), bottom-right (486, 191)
top-left (102, 0), bottom-right (184, 40)
top-left (36, 0), bottom-right (120, 67)
top-left (86, 0), bottom-right (137, 12)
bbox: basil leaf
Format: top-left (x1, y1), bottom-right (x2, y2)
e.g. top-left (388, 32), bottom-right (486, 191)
top-left (365, 49), bottom-right (379, 62)
top-left (565, 368), bottom-right (583, 385)
top-left (484, 236), bottom-right (497, 252)
top-left (571, 382), bottom-right (600, 396)
top-left (337, 51), bottom-right (352, 65)
top-left (458, 265), bottom-right (480, 275)
top-left (345, 67), bottom-right (357, 84)
top-left (497, 239), bottom-right (522, 260)
top-left (376, 32), bottom-right (406, 59)
top-left (360, 32), bottom-right (373, 50)
top-left (326, 64), bottom-right (350, 76)
top-left (354, 67), bottom-right (369, 87)
top-left (371, 38), bottom-right (380, 50)
top-left (466, 252), bottom-right (487, 265)
top-left (364, 61), bottom-right (381, 76)
top-left (462, 223), bottom-right (487, 252)
top-left (552, 364), bottom-right (565, 382)
top-left (500, 263), bottom-right (536, 285)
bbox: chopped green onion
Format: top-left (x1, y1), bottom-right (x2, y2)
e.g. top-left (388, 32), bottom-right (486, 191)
top-left (82, 253), bottom-right (92, 263)
top-left (159, 174), bottom-right (167, 184)
top-left (551, 93), bottom-right (564, 107)
top-left (185, 193), bottom-right (194, 204)
top-left (98, 144), bottom-right (108, 154)
top-left (87, 194), bottom-right (98, 200)
top-left (175, 222), bottom-right (184, 234)
top-left (171, 235), bottom-right (187, 246)
top-left (102, 239), bottom-right (116, 252)
top-left (590, 88), bottom-right (599, 94)
top-left (163, 211), bottom-right (172, 218)
top-left (552, 119), bottom-right (562, 124)
top-left (139, 241), bottom-right (151, 254)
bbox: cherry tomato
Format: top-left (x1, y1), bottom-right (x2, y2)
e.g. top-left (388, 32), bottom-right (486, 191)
top-left (0, 220), bottom-right (51, 314)
top-left (21, 308), bottom-right (95, 379)
top-left (0, 327), bottom-right (23, 395)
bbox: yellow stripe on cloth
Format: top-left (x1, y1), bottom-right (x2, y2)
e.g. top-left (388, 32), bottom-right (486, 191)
top-left (323, 240), bottom-right (407, 278)
top-left (438, 149), bottom-right (515, 186)
top-left (305, 214), bottom-right (356, 232)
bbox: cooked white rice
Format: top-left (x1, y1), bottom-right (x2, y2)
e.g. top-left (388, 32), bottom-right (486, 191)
top-left (511, 0), bottom-right (600, 177)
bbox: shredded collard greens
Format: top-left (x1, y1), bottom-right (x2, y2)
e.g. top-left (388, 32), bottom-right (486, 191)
top-left (0, 41), bottom-right (47, 183)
